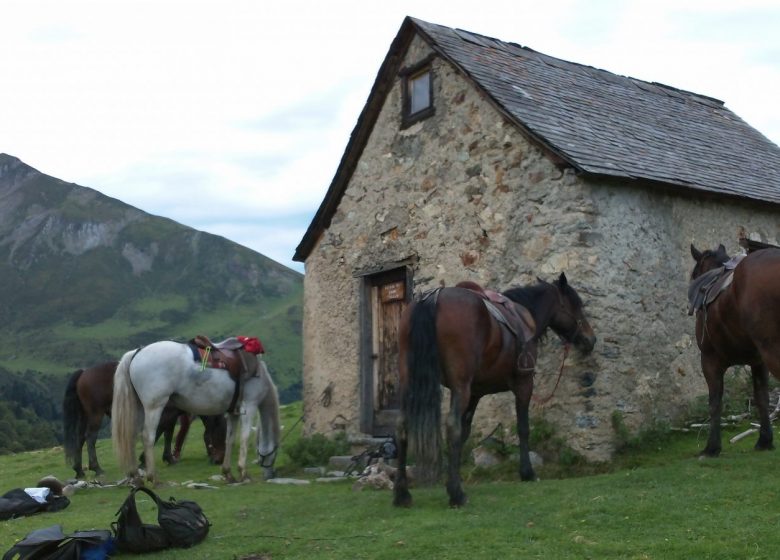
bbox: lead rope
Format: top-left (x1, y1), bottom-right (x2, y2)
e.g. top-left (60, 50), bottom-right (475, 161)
top-left (533, 342), bottom-right (570, 405)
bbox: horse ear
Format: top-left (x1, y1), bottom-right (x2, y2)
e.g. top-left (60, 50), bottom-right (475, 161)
top-left (558, 272), bottom-right (568, 287)
top-left (717, 244), bottom-right (727, 257)
top-left (690, 244), bottom-right (702, 261)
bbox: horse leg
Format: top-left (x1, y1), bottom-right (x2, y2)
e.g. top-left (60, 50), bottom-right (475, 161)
top-left (514, 374), bottom-right (536, 481)
top-left (460, 395), bottom-right (481, 446)
top-left (85, 415), bottom-right (104, 476)
top-left (221, 413), bottom-right (239, 483)
top-left (701, 355), bottom-right (726, 457)
top-left (161, 423), bottom-right (175, 465)
top-left (237, 412), bottom-right (254, 481)
top-left (446, 388), bottom-right (470, 508)
top-left (141, 406), bottom-right (165, 485)
top-left (392, 412), bottom-right (413, 507)
top-left (73, 418), bottom-right (86, 479)
top-left (751, 363), bottom-right (774, 451)
top-left (173, 413), bottom-right (192, 461)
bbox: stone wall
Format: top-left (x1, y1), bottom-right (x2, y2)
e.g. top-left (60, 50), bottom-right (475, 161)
top-left (301, 32), bottom-right (780, 460)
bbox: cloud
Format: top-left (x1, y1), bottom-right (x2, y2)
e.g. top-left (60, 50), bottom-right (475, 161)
top-left (1, 0), bottom-right (778, 278)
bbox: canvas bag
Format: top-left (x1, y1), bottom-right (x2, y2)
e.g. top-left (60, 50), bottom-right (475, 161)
top-left (2, 525), bottom-right (112, 560)
top-left (112, 487), bottom-right (210, 553)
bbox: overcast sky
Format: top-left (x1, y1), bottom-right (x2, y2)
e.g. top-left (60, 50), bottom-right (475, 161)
top-left (2, 0), bottom-right (779, 273)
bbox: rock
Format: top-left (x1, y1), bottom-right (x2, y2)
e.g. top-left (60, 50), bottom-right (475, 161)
top-left (265, 478), bottom-right (311, 485)
top-left (472, 445), bottom-right (503, 468)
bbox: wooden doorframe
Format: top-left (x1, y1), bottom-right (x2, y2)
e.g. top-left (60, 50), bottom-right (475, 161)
top-left (356, 264), bottom-right (413, 435)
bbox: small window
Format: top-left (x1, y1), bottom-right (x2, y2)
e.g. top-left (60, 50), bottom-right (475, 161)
top-left (409, 70), bottom-right (431, 114)
top-left (400, 56), bottom-right (435, 128)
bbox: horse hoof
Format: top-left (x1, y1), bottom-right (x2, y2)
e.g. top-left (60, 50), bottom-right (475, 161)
top-left (754, 441), bottom-right (774, 451)
top-left (698, 449), bottom-right (720, 459)
top-left (393, 491), bottom-right (413, 508)
top-left (449, 494), bottom-right (468, 508)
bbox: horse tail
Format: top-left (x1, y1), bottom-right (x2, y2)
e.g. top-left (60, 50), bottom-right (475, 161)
top-left (63, 369), bottom-right (85, 467)
top-left (256, 360), bottom-right (281, 475)
top-left (111, 349), bottom-right (141, 476)
top-left (402, 295), bottom-right (442, 483)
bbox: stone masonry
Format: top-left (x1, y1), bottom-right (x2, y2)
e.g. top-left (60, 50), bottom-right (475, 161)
top-left (301, 34), bottom-right (780, 461)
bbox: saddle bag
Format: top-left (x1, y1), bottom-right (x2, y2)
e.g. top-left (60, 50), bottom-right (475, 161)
top-left (112, 487), bottom-right (210, 553)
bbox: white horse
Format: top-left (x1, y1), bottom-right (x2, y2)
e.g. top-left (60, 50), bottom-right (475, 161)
top-left (111, 340), bottom-right (280, 484)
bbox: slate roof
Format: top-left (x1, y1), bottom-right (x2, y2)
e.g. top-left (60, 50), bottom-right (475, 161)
top-left (294, 17), bottom-right (780, 262)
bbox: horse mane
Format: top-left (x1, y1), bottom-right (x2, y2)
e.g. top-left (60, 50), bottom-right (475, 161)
top-left (502, 282), bottom-right (551, 317)
top-left (503, 279), bottom-right (584, 325)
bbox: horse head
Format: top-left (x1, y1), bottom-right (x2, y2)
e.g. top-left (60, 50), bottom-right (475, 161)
top-left (548, 272), bottom-right (596, 354)
top-left (690, 243), bottom-right (729, 280)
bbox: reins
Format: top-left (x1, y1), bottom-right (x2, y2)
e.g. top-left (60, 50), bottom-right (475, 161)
top-left (531, 287), bottom-right (579, 404)
top-left (533, 342), bottom-right (570, 405)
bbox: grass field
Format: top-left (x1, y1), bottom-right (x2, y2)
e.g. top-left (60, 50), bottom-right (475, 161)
top-left (2, 412), bottom-right (780, 559)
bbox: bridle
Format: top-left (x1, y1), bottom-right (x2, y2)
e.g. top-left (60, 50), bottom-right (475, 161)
top-left (552, 287), bottom-right (585, 346)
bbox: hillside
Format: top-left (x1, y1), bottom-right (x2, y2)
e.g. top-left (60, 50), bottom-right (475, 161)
top-left (0, 153), bottom-right (303, 450)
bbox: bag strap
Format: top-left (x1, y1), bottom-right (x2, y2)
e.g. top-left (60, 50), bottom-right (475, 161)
top-left (129, 486), bottom-right (165, 508)
top-left (113, 486), bottom-right (163, 527)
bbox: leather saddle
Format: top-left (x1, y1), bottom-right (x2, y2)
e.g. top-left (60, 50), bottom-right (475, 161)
top-left (455, 281), bottom-right (535, 343)
top-left (188, 334), bottom-right (248, 382)
top-left (687, 254), bottom-right (744, 315)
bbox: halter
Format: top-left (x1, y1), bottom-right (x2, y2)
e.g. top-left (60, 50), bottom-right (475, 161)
top-left (553, 287), bottom-right (585, 346)
top-left (256, 445), bottom-right (279, 468)
top-left (532, 287), bottom-right (581, 404)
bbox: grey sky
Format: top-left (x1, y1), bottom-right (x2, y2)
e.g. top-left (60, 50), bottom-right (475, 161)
top-left (2, 0), bottom-right (778, 273)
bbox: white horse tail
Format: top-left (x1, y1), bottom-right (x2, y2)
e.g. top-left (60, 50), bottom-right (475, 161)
top-left (111, 349), bottom-right (141, 477)
top-left (256, 360), bottom-right (281, 477)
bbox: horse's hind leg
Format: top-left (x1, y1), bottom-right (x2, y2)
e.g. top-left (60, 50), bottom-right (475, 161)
top-left (141, 406), bottom-right (165, 484)
top-left (393, 414), bottom-right (413, 508)
top-left (460, 395), bottom-right (480, 446)
top-left (751, 363), bottom-right (774, 451)
top-left (85, 417), bottom-right (105, 476)
top-left (446, 388), bottom-right (469, 508)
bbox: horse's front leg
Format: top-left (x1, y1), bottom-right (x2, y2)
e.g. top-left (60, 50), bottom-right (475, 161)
top-left (221, 413), bottom-right (239, 483)
top-left (237, 412), bottom-right (253, 481)
top-left (514, 373), bottom-right (536, 481)
top-left (446, 390), bottom-right (468, 508)
top-left (751, 363), bottom-right (774, 451)
top-left (700, 354), bottom-right (727, 457)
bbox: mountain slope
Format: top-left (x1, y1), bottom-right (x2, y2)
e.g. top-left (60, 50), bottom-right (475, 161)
top-left (0, 153), bottom-right (303, 406)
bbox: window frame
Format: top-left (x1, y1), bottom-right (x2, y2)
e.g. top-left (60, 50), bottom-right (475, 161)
top-left (399, 54), bottom-right (436, 128)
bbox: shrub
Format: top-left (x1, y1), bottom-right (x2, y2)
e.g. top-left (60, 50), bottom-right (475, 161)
top-left (612, 410), bottom-right (671, 454)
top-left (283, 431), bottom-right (349, 469)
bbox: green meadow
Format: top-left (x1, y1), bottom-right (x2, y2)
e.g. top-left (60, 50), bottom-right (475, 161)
top-left (2, 406), bottom-right (780, 559)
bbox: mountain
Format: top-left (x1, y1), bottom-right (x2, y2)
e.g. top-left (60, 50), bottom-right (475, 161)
top-left (0, 153), bottom-right (303, 448)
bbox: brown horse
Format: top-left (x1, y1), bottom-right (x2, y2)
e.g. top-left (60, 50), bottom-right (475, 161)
top-left (689, 244), bottom-right (780, 456)
top-left (393, 273), bottom-right (597, 508)
top-left (63, 361), bottom-right (226, 478)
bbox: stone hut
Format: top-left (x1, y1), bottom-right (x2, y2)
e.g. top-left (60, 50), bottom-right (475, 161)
top-left (293, 17), bottom-right (780, 460)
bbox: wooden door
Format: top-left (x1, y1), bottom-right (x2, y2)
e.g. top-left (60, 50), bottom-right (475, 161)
top-left (360, 267), bottom-right (409, 435)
